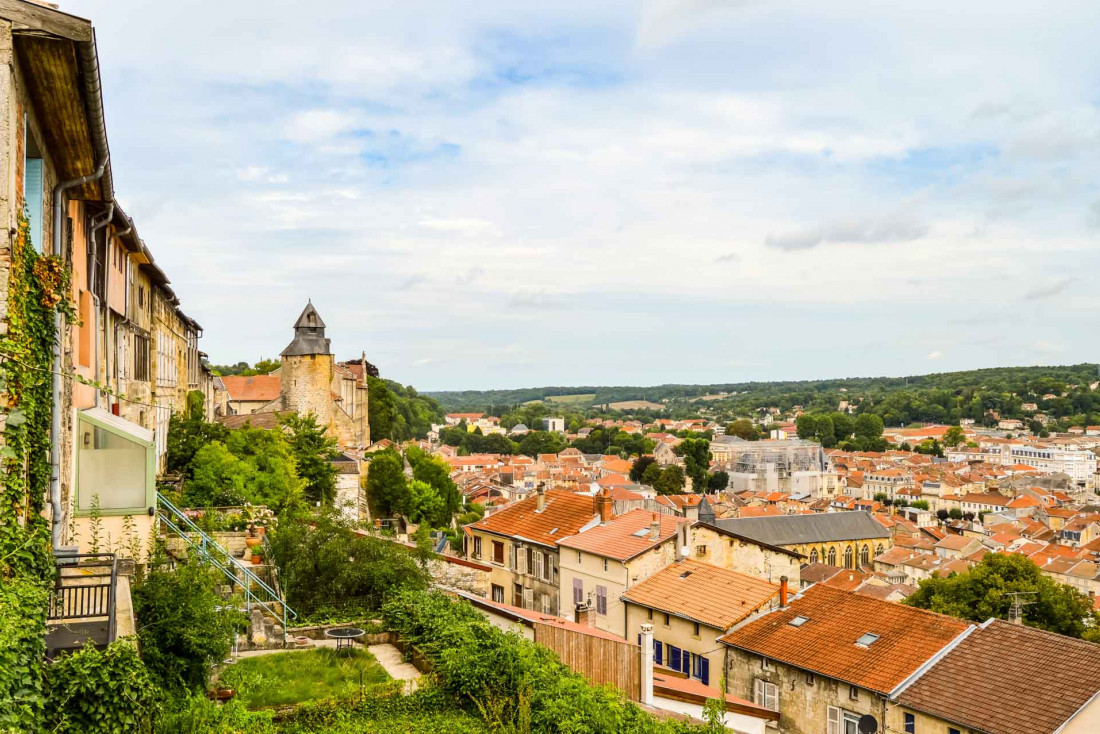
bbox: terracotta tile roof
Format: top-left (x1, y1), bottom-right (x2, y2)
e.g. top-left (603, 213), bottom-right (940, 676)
top-left (897, 619), bottom-right (1100, 734)
top-left (556, 509), bottom-right (686, 561)
top-left (621, 560), bottom-right (779, 630)
top-left (468, 490), bottom-right (596, 547)
top-left (221, 374), bottom-right (281, 402)
top-left (719, 585), bottom-right (969, 694)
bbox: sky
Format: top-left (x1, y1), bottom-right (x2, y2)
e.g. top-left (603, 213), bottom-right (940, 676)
top-left (66, 0), bottom-right (1100, 391)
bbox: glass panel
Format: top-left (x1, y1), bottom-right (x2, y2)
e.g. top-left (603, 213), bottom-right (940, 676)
top-left (78, 422), bottom-right (147, 510)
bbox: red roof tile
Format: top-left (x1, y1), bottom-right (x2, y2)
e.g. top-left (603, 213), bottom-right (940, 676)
top-left (221, 374), bottom-right (281, 402)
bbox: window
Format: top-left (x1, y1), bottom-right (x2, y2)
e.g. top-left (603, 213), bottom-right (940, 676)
top-left (647, 608), bottom-right (653, 620)
top-left (844, 546), bottom-right (854, 569)
top-left (860, 545), bottom-right (870, 567)
top-left (828, 548), bottom-right (837, 565)
top-left (761, 656), bottom-right (772, 671)
top-left (491, 584), bottom-right (504, 603)
top-left (603, 558), bottom-right (609, 572)
top-left (76, 414), bottom-right (153, 514)
top-left (692, 622), bottom-right (700, 637)
top-left (577, 550), bottom-right (582, 563)
top-left (473, 536), bottom-right (482, 559)
top-left (595, 585), bottom-right (607, 615)
top-left (904, 712), bottom-right (915, 733)
top-left (137, 284), bottom-right (145, 309)
top-left (492, 540), bottom-right (504, 564)
top-left (848, 684), bottom-right (859, 701)
top-left (809, 548), bottom-right (819, 563)
top-left (573, 578), bottom-right (583, 605)
top-left (827, 707), bottom-right (862, 734)
top-left (543, 552), bottom-right (553, 582)
top-left (805, 672), bottom-right (815, 686)
top-left (513, 583), bottom-right (523, 607)
top-left (23, 120), bottom-right (43, 252)
top-left (753, 679), bottom-right (778, 711)
top-left (663, 613), bottom-right (670, 626)
top-left (134, 334), bottom-right (150, 382)
top-left (695, 544), bottom-right (707, 557)
top-left (526, 548), bottom-right (534, 575)
top-left (534, 551), bottom-right (544, 580)
top-left (653, 640), bottom-right (662, 665)
top-left (875, 543), bottom-right (884, 557)
top-left (948, 729), bottom-right (960, 734)
top-left (692, 653), bottom-right (710, 685)
top-left (855, 633), bottom-right (879, 648)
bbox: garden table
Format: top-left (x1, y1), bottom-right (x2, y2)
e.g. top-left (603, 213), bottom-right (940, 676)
top-left (324, 627), bottom-right (365, 656)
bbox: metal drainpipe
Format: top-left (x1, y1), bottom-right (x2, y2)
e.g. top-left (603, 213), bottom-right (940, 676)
top-left (88, 203), bottom-right (114, 408)
top-left (49, 156), bottom-right (109, 551)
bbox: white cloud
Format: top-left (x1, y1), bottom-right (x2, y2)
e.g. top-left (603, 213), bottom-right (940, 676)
top-left (927, 350), bottom-right (944, 360)
top-left (418, 218), bottom-right (503, 238)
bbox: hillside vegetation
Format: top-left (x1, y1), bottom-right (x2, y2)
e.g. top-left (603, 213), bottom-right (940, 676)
top-left (427, 363), bottom-right (1100, 429)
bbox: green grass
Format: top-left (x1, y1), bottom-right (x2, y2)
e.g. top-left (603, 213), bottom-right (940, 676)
top-left (218, 647), bottom-right (391, 710)
top-left (523, 393), bottom-right (597, 406)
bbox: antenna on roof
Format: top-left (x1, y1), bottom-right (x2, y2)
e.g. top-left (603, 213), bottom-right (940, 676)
top-left (999, 590), bottom-right (1037, 624)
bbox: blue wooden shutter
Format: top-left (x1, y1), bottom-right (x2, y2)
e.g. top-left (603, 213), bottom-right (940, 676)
top-left (669, 646), bottom-right (681, 671)
top-left (681, 651), bottom-right (691, 674)
top-left (699, 657), bottom-right (710, 686)
top-left (654, 640), bottom-right (663, 666)
top-left (24, 158), bottom-right (43, 252)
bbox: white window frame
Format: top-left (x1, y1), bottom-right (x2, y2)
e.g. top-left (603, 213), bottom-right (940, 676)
top-left (753, 679), bottom-right (778, 712)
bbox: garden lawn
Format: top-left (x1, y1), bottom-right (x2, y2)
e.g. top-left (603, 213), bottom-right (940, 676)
top-left (219, 648), bottom-right (390, 709)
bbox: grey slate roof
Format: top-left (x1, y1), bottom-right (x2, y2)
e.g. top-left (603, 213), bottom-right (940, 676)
top-left (709, 511), bottom-right (890, 546)
top-left (281, 300), bottom-right (332, 357)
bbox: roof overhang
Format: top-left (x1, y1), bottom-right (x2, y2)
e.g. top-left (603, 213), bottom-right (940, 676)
top-left (78, 406), bottom-right (154, 446)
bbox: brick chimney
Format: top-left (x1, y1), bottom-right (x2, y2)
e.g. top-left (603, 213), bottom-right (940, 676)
top-left (574, 600), bottom-right (595, 627)
top-left (779, 575), bottom-right (789, 608)
top-left (597, 488), bottom-right (614, 524)
top-left (648, 512), bottom-right (661, 541)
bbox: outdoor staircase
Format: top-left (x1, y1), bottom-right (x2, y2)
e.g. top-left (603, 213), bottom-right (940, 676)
top-left (156, 493), bottom-right (297, 644)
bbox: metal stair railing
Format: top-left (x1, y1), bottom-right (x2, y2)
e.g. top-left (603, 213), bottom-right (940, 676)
top-left (156, 493), bottom-right (297, 642)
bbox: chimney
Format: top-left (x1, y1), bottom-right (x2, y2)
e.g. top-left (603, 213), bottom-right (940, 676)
top-left (574, 600), bottom-right (594, 627)
top-left (779, 575), bottom-right (789, 608)
top-left (598, 488), bottom-right (613, 524)
top-left (649, 512), bottom-right (661, 541)
top-left (536, 483), bottom-right (546, 513)
top-left (639, 622), bottom-right (654, 706)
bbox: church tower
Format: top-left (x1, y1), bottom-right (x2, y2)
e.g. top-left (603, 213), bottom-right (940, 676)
top-left (279, 301), bottom-right (334, 426)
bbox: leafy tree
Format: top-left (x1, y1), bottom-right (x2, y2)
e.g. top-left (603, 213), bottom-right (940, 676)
top-left (911, 499), bottom-right (930, 510)
top-left (641, 461), bottom-right (663, 486)
top-left (725, 419), bottom-right (759, 441)
top-left (165, 390), bottom-right (228, 478)
top-left (365, 450), bottom-right (410, 518)
top-left (630, 456), bottom-right (657, 482)
top-left (936, 509), bottom-right (949, 521)
top-left (280, 413), bottom-right (339, 505)
top-left (407, 480), bottom-right (446, 526)
top-left (943, 425), bottom-right (966, 447)
top-left (269, 509), bottom-right (431, 616)
top-left (654, 465), bottom-right (686, 495)
top-left (225, 426), bottom-right (303, 512)
top-left (948, 508), bottom-right (963, 520)
top-left (407, 447), bottom-right (462, 521)
top-left (707, 471), bottom-right (729, 491)
top-left (873, 492), bottom-right (888, 503)
top-left (133, 555), bottom-right (237, 693)
top-left (853, 413), bottom-right (885, 441)
top-left (676, 437), bottom-right (711, 491)
top-left (905, 553), bottom-right (1100, 638)
top-left (44, 640), bottom-right (160, 733)
top-left (517, 430), bottom-right (568, 457)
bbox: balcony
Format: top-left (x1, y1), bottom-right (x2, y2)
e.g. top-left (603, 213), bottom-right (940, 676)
top-left (45, 552), bottom-right (122, 658)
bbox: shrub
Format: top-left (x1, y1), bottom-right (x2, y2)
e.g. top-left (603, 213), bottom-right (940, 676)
top-left (44, 640), bottom-right (160, 733)
top-left (132, 555), bottom-right (238, 694)
top-left (269, 510), bottom-right (431, 617)
top-left (0, 576), bottom-right (48, 731)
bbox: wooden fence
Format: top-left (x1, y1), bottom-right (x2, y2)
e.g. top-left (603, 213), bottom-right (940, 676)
top-left (532, 622), bottom-right (640, 699)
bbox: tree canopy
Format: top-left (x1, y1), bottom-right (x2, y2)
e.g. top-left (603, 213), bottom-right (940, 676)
top-left (904, 553), bottom-right (1100, 640)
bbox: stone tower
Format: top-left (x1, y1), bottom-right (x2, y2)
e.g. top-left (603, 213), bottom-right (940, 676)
top-left (279, 301), bottom-right (334, 425)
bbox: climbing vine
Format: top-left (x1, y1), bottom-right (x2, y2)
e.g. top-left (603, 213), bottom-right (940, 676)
top-left (0, 212), bottom-right (68, 731)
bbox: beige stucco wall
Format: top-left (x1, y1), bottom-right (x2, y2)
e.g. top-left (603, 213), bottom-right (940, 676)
top-left (559, 548), bottom-right (630, 634)
top-left (467, 528), bottom-right (560, 613)
top-left (70, 512), bottom-right (156, 563)
top-left (626, 601), bottom-right (724, 684)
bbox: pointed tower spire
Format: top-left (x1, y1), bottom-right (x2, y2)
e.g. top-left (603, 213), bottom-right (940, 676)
top-left (281, 301), bottom-right (331, 356)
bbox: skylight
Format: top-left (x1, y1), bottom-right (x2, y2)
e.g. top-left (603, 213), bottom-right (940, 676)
top-left (548, 528), bottom-right (558, 535)
top-left (631, 528), bottom-right (650, 537)
top-left (679, 571), bottom-right (693, 578)
top-left (788, 615), bottom-right (810, 628)
top-left (855, 632), bottom-right (880, 647)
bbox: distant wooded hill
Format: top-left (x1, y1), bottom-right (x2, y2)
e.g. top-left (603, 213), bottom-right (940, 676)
top-left (426, 364), bottom-right (1100, 429)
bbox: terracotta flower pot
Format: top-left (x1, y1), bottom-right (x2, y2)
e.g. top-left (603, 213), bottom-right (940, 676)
top-left (256, 526), bottom-right (266, 537)
top-left (251, 554), bottom-right (262, 564)
top-left (245, 536), bottom-right (261, 549)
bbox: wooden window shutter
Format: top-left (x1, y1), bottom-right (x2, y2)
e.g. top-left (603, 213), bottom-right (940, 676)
top-left (827, 706), bottom-right (841, 734)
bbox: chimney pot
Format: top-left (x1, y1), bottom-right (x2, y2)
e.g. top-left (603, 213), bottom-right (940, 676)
top-left (574, 601), bottom-right (594, 627)
top-left (780, 575), bottom-right (789, 608)
top-left (649, 512), bottom-right (661, 541)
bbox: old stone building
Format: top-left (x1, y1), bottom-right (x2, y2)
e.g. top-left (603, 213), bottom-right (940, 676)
top-left (220, 301), bottom-right (370, 450)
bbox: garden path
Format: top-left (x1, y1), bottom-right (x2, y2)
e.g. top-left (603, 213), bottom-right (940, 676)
top-left (367, 643), bottom-right (420, 692)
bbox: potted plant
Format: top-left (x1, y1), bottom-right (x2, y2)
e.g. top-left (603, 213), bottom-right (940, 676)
top-left (251, 547), bottom-right (264, 565)
top-left (245, 533), bottom-right (262, 550)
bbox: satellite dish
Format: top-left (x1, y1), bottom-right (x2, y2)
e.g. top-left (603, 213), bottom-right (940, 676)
top-left (680, 546), bottom-right (690, 559)
top-left (857, 714), bottom-right (878, 734)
